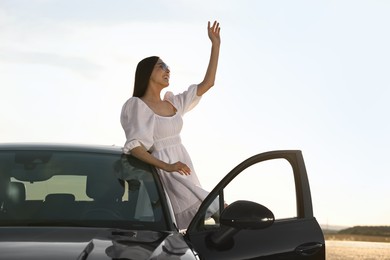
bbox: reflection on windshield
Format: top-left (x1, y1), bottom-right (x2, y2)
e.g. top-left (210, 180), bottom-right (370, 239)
top-left (0, 151), bottom-right (166, 230)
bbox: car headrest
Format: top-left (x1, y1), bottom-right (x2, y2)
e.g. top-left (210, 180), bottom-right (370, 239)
top-left (7, 182), bottom-right (26, 203)
top-left (44, 193), bottom-right (75, 204)
top-left (86, 174), bottom-right (124, 202)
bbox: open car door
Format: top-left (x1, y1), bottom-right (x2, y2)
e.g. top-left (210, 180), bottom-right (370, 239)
top-left (185, 150), bottom-right (325, 259)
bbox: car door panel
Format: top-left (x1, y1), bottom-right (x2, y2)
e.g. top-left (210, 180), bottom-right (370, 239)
top-left (187, 218), bottom-right (324, 259)
top-left (186, 150), bottom-right (325, 260)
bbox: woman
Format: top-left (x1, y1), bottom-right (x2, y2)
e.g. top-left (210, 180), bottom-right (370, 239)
top-left (120, 21), bottom-right (220, 229)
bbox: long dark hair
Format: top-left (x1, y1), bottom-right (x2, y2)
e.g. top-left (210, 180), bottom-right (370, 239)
top-left (132, 56), bottom-right (159, 97)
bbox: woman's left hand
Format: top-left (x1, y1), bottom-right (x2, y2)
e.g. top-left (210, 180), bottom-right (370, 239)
top-left (208, 21), bottom-right (221, 46)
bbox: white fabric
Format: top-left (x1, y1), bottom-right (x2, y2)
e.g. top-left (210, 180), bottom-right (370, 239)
top-left (120, 84), bottom-right (210, 229)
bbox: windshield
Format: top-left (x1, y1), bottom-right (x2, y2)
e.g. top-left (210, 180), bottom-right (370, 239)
top-left (0, 150), bottom-right (168, 230)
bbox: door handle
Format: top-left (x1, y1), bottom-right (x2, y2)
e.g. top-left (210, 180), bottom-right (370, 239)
top-left (295, 242), bottom-right (324, 256)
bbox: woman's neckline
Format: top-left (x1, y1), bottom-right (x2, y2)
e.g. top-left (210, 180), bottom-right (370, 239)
top-left (136, 97), bottom-right (178, 118)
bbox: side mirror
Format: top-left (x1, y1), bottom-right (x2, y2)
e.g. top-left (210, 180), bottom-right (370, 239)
top-left (221, 200), bottom-right (275, 230)
top-left (210, 200), bottom-right (274, 248)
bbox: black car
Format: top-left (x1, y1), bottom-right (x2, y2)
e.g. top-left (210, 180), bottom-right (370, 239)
top-left (0, 143), bottom-right (325, 259)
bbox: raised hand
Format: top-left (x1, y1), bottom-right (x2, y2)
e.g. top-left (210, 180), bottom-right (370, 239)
top-left (208, 21), bottom-right (221, 46)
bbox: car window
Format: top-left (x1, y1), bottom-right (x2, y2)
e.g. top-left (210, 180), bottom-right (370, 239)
top-left (0, 150), bottom-right (167, 230)
top-left (202, 158), bottom-right (296, 228)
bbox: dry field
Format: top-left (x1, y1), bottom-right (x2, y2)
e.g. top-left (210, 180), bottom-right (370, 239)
top-left (325, 234), bottom-right (390, 243)
top-left (326, 238), bottom-right (390, 260)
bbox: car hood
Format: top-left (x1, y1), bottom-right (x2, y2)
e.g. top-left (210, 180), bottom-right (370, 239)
top-left (0, 227), bottom-right (195, 260)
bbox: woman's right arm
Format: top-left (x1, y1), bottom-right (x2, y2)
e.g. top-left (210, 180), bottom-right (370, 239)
top-left (130, 146), bottom-right (191, 176)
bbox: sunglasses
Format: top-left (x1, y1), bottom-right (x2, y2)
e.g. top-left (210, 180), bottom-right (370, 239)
top-left (157, 62), bottom-right (170, 72)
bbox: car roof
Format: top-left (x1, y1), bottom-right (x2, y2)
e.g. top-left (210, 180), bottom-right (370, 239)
top-left (0, 143), bottom-right (123, 154)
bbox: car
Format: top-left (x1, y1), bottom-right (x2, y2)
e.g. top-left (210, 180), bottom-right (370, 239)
top-left (0, 143), bottom-right (325, 259)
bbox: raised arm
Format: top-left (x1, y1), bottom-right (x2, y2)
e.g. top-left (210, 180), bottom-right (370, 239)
top-left (197, 21), bottom-right (221, 96)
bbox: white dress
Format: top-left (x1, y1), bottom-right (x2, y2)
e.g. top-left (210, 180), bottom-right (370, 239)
top-left (120, 84), bottom-right (210, 229)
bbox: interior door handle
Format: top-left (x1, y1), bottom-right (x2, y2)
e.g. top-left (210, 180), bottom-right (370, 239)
top-left (295, 242), bottom-right (324, 256)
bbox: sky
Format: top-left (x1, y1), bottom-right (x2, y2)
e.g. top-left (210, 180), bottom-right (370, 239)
top-left (1, 0), bottom-right (389, 227)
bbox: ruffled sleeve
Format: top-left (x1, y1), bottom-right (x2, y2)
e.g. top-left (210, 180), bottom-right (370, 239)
top-left (120, 97), bottom-right (155, 154)
top-left (164, 84), bottom-right (201, 116)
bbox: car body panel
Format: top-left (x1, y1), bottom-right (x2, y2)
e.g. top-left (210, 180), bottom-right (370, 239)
top-left (0, 227), bottom-right (197, 259)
